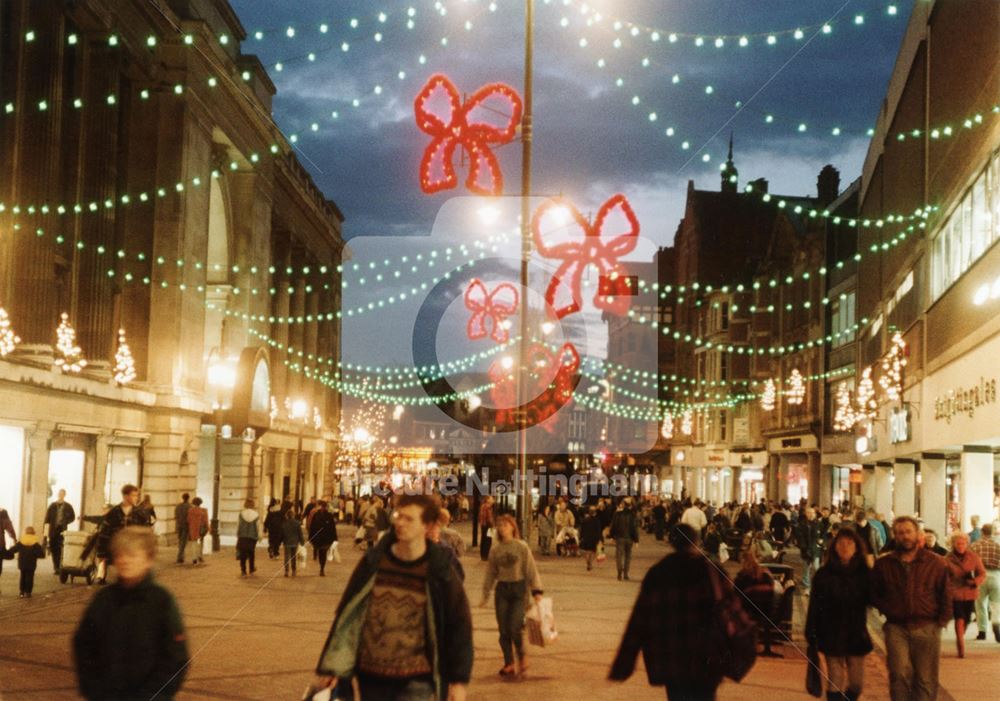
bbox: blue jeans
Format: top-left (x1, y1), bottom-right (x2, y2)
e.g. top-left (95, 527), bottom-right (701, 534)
top-left (801, 554), bottom-right (819, 589)
top-left (495, 580), bottom-right (527, 665)
top-left (615, 538), bottom-right (634, 578)
top-left (884, 622), bottom-right (941, 701)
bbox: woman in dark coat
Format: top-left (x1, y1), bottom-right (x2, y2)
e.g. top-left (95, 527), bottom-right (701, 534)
top-left (733, 546), bottom-right (779, 657)
top-left (805, 527), bottom-right (873, 701)
top-left (307, 502), bottom-right (338, 577)
top-left (263, 498), bottom-right (283, 560)
top-left (578, 507), bottom-right (603, 572)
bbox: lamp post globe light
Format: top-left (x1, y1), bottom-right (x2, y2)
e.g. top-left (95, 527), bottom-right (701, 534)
top-left (207, 356), bottom-right (237, 552)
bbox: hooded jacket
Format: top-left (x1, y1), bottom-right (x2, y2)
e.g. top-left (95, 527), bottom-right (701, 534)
top-left (316, 532), bottom-right (473, 700)
top-left (237, 509), bottom-right (260, 541)
top-left (13, 533), bottom-right (44, 571)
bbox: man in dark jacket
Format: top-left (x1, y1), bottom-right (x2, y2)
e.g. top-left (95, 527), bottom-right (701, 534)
top-left (308, 502), bottom-right (338, 577)
top-left (173, 494), bottom-right (190, 564)
top-left (610, 500), bottom-right (640, 581)
top-left (74, 526), bottom-right (188, 700)
top-left (44, 489), bottom-right (76, 572)
top-left (796, 507), bottom-right (824, 590)
top-left (95, 485), bottom-right (143, 583)
top-left (313, 494), bottom-right (472, 701)
top-left (610, 524), bottom-right (752, 700)
top-left (871, 516), bottom-right (951, 701)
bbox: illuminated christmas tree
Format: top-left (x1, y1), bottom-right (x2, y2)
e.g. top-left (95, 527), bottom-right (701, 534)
top-left (833, 381), bottom-right (856, 432)
top-left (787, 369), bottom-right (805, 406)
top-left (879, 331), bottom-right (907, 401)
top-left (661, 410), bottom-right (673, 440)
top-left (113, 329), bottom-right (136, 385)
top-left (680, 408), bottom-right (693, 436)
top-left (760, 378), bottom-right (777, 411)
top-left (856, 367), bottom-right (877, 422)
top-left (0, 306), bottom-right (19, 358)
top-left (54, 313), bottom-right (86, 374)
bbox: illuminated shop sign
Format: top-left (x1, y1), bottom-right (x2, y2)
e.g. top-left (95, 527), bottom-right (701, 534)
top-left (933, 377), bottom-right (997, 423)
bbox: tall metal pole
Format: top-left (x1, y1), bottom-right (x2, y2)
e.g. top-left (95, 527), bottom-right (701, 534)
top-left (516, 0), bottom-right (534, 538)
top-left (210, 408), bottom-right (222, 552)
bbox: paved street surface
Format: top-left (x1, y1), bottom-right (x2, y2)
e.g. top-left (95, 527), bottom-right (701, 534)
top-left (0, 524), bottom-right (989, 700)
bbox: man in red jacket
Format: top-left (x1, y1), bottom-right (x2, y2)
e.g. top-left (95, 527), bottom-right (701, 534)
top-left (871, 516), bottom-right (951, 701)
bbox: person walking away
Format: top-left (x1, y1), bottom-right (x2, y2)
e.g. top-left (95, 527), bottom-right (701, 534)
top-left (94, 484), bottom-right (143, 583)
top-left (769, 506), bottom-right (790, 546)
top-left (797, 507), bottom-right (824, 591)
top-left (653, 500), bottom-right (667, 541)
top-left (281, 507), bottom-right (305, 577)
top-left (264, 498), bottom-right (283, 559)
top-left (553, 500), bottom-right (576, 556)
top-left (438, 508), bottom-right (466, 558)
top-left (734, 547), bottom-right (779, 658)
top-left (429, 510), bottom-right (465, 582)
top-left (610, 500), bottom-right (640, 581)
top-left (871, 516), bottom-right (951, 701)
top-left (681, 500), bottom-right (707, 535)
top-left (610, 524), bottom-right (752, 701)
top-left (923, 530), bottom-right (948, 557)
top-left (479, 495), bottom-right (495, 561)
top-left (970, 522), bottom-right (1000, 641)
top-left (309, 501), bottom-right (338, 576)
top-left (536, 504), bottom-right (555, 556)
top-left (174, 493), bottom-right (191, 564)
top-left (946, 531), bottom-right (985, 657)
top-left (73, 527), bottom-right (189, 700)
top-left (11, 527), bottom-right (45, 598)
top-left (375, 497), bottom-right (392, 539)
top-left (44, 489), bottom-right (76, 573)
top-left (805, 528), bottom-right (873, 701)
top-left (134, 495), bottom-right (157, 527)
top-left (969, 515), bottom-right (982, 544)
top-left (236, 499), bottom-right (260, 577)
top-left (481, 514), bottom-right (544, 678)
top-left (312, 494), bottom-right (472, 701)
top-left (186, 497), bottom-right (209, 565)
top-left (579, 506), bottom-right (603, 571)
top-left (344, 496), bottom-right (355, 526)
top-left (852, 510), bottom-right (883, 563)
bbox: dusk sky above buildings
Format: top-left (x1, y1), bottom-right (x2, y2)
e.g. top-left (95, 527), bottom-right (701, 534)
top-left (231, 0), bottom-right (909, 247)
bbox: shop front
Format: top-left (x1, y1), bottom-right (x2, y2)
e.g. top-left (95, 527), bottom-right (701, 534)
top-left (766, 433), bottom-right (820, 505)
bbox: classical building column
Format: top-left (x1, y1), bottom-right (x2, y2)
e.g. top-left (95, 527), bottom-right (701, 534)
top-left (960, 446), bottom-right (994, 533)
top-left (919, 454), bottom-right (947, 538)
top-left (25, 425), bottom-right (54, 532)
top-left (818, 464), bottom-right (834, 508)
top-left (874, 463), bottom-right (893, 519)
top-left (861, 465), bottom-right (876, 510)
top-left (893, 461), bottom-right (916, 518)
top-left (807, 452), bottom-right (821, 505)
top-left (672, 465), bottom-right (682, 498)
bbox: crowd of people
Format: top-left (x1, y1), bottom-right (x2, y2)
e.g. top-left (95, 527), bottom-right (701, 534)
top-left (6, 483), bottom-right (1000, 701)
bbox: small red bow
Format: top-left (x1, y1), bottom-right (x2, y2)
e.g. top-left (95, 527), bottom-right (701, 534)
top-left (414, 74), bottom-right (523, 196)
top-left (489, 343), bottom-right (580, 432)
top-left (531, 194), bottom-right (640, 319)
top-left (464, 279), bottom-right (519, 343)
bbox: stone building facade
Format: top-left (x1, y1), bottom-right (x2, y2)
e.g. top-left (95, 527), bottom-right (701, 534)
top-left (0, 0), bottom-right (343, 542)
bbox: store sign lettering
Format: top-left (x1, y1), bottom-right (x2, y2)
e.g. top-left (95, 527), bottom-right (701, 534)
top-left (890, 406), bottom-right (910, 444)
top-left (934, 377), bottom-right (997, 423)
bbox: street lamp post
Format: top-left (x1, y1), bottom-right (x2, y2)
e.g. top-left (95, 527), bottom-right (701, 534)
top-left (516, 0), bottom-right (534, 539)
top-left (207, 358), bottom-right (236, 553)
top-left (292, 399), bottom-right (308, 503)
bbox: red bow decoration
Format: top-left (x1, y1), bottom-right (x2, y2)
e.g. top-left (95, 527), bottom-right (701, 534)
top-left (414, 74), bottom-right (523, 196)
top-left (488, 343), bottom-right (580, 432)
top-left (531, 194), bottom-right (640, 319)
top-left (464, 279), bottom-right (519, 343)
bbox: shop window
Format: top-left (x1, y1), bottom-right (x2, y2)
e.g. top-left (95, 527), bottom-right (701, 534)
top-left (0, 426), bottom-right (25, 532)
top-left (831, 291), bottom-right (856, 347)
top-left (931, 153), bottom-right (999, 300)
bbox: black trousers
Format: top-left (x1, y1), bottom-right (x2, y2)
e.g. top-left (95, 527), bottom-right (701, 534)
top-left (20, 568), bottom-right (36, 594)
top-left (50, 531), bottom-right (65, 571)
top-left (664, 680), bottom-right (720, 701)
top-left (480, 526), bottom-right (492, 561)
top-left (316, 546), bottom-right (330, 574)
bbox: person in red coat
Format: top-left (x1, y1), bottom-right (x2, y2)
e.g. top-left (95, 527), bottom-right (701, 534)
top-left (946, 531), bottom-right (986, 658)
top-left (186, 498), bottom-right (209, 565)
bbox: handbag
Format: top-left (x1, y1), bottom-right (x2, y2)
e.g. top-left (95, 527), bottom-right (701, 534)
top-left (708, 562), bottom-right (757, 682)
top-left (486, 527), bottom-right (496, 539)
top-left (805, 644), bottom-right (823, 697)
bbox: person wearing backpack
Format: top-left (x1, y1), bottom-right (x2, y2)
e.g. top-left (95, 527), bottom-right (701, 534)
top-left (236, 499), bottom-right (260, 577)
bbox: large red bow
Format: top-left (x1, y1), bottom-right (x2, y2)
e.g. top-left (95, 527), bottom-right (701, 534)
top-left (531, 194), bottom-right (640, 319)
top-left (414, 74), bottom-right (523, 196)
top-left (464, 279), bottom-right (519, 343)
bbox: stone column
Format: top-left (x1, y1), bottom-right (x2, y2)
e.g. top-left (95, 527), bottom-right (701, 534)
top-left (893, 461), bottom-right (916, 518)
top-left (144, 425), bottom-right (199, 542)
top-left (807, 452), bottom-right (821, 505)
top-left (874, 464), bottom-right (893, 519)
top-left (777, 456), bottom-right (790, 503)
top-left (25, 425), bottom-right (54, 532)
top-left (861, 465), bottom-right (876, 510)
top-left (819, 463), bottom-right (834, 508)
top-left (730, 466), bottom-right (742, 502)
top-left (218, 437), bottom-right (253, 545)
top-left (767, 454), bottom-right (780, 501)
top-left (672, 465), bottom-right (682, 499)
top-left (960, 446), bottom-right (994, 533)
top-left (919, 454), bottom-right (947, 538)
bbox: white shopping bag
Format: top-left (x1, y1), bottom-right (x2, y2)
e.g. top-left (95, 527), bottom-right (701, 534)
top-left (719, 542), bottom-right (730, 564)
top-left (526, 597), bottom-right (558, 647)
top-left (331, 542), bottom-right (342, 563)
top-left (298, 545), bottom-right (308, 568)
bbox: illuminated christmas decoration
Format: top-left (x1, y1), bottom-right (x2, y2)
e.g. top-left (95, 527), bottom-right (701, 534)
top-left (786, 369), bottom-right (805, 406)
top-left (879, 331), bottom-right (907, 401)
top-left (760, 378), bottom-right (776, 411)
top-left (531, 193), bottom-right (640, 319)
top-left (414, 74), bottom-right (523, 196)
top-left (313, 406), bottom-right (323, 430)
top-left (0, 306), bottom-right (20, 358)
top-left (488, 342), bottom-right (580, 431)
top-left (113, 329), bottom-right (136, 385)
top-left (269, 396), bottom-right (279, 422)
top-left (856, 367), bottom-right (877, 421)
top-left (464, 279), bottom-right (519, 343)
top-left (833, 381), bottom-right (856, 432)
top-left (661, 411), bottom-right (673, 439)
top-left (681, 409), bottom-right (693, 435)
top-left (54, 313), bottom-right (86, 373)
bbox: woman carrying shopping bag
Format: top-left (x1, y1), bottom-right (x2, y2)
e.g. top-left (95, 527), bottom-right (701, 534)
top-left (480, 514), bottom-right (544, 679)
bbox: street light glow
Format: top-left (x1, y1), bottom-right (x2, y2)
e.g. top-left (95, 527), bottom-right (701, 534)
top-left (477, 204), bottom-right (500, 225)
top-left (207, 360), bottom-right (236, 390)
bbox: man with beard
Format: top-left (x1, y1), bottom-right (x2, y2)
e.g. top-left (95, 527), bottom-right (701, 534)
top-left (871, 516), bottom-right (951, 701)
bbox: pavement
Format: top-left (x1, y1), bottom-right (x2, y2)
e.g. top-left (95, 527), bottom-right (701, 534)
top-left (0, 524), bottom-right (992, 700)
